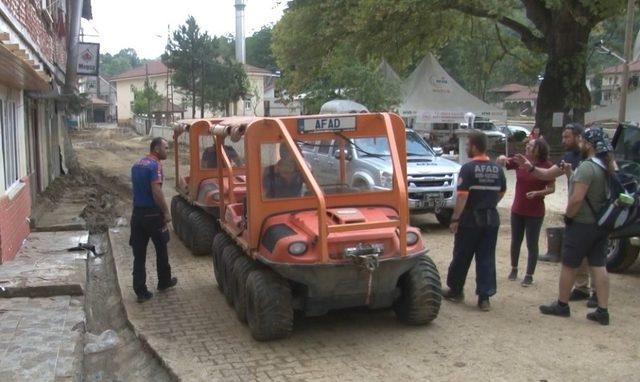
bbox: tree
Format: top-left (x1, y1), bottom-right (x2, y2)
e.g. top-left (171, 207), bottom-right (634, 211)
top-left (100, 48), bottom-right (144, 78)
top-left (130, 80), bottom-right (163, 116)
top-left (274, 0), bottom-right (629, 146)
top-left (164, 17), bottom-right (250, 118)
top-left (246, 26), bottom-right (278, 71)
top-left (441, 1), bottom-right (627, 146)
top-left (163, 16), bottom-right (208, 118)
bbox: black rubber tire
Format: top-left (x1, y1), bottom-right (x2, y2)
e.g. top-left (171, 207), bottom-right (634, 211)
top-left (245, 269), bottom-right (293, 341)
top-left (606, 237), bottom-right (640, 273)
top-left (174, 198), bottom-right (188, 242)
top-left (221, 245), bottom-right (243, 305)
top-left (183, 210), bottom-right (199, 249)
top-left (170, 196), bottom-right (180, 233)
top-left (211, 233), bottom-right (233, 291)
top-left (435, 209), bottom-right (453, 227)
top-left (189, 210), bottom-right (217, 256)
top-left (393, 255), bottom-right (442, 325)
top-left (231, 255), bottom-right (258, 323)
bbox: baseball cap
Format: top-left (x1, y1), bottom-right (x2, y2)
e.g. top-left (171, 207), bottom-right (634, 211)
top-left (583, 127), bottom-right (613, 154)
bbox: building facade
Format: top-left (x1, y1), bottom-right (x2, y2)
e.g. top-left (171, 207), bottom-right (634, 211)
top-left (600, 60), bottom-right (640, 105)
top-left (0, 0), bottom-right (85, 263)
top-left (112, 61), bottom-right (277, 124)
top-left (78, 75), bottom-right (116, 124)
top-left (111, 60), bottom-right (174, 125)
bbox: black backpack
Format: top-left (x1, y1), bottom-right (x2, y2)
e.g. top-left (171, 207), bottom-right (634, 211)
top-left (585, 159), bottom-right (639, 231)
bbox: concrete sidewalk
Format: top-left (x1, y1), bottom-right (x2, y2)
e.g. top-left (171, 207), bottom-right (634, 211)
top-left (0, 231), bottom-right (89, 381)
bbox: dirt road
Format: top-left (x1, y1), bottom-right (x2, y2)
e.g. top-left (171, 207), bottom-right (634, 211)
top-left (73, 124), bottom-right (640, 381)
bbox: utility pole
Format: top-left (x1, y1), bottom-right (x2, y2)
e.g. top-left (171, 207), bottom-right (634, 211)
top-left (619, 0), bottom-right (637, 123)
top-left (146, 62), bottom-right (151, 134)
top-left (166, 24), bottom-right (170, 124)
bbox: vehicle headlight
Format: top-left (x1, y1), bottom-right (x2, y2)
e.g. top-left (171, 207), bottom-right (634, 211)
top-left (406, 231), bottom-right (419, 246)
top-left (288, 241), bottom-right (308, 256)
top-left (379, 170), bottom-right (393, 189)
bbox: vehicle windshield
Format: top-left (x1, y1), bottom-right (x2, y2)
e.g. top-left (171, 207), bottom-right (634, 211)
top-left (265, 135), bottom-right (396, 198)
top-left (474, 121), bottom-right (498, 132)
top-left (353, 130), bottom-right (434, 157)
top-left (615, 125), bottom-right (640, 164)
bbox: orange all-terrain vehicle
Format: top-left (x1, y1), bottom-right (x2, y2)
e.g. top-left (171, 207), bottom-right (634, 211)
top-left (170, 113), bottom-right (442, 341)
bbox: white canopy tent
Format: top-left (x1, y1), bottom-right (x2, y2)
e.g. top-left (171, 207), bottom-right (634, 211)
top-left (586, 89), bottom-right (640, 125)
top-left (398, 53), bottom-right (506, 127)
top-left (377, 59), bottom-right (402, 84)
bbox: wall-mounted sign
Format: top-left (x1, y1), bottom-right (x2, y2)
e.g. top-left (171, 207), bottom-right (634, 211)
top-left (77, 42), bottom-right (100, 76)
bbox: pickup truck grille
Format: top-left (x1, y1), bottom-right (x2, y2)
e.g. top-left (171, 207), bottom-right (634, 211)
top-left (408, 173), bottom-right (455, 188)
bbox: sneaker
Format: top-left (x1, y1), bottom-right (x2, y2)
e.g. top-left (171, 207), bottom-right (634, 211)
top-left (508, 269), bottom-right (517, 281)
top-left (539, 300), bottom-right (570, 317)
top-left (586, 293), bottom-right (598, 308)
top-left (569, 289), bottom-right (590, 301)
top-left (136, 290), bottom-right (153, 303)
top-left (478, 298), bottom-right (491, 312)
top-left (443, 288), bottom-right (464, 303)
top-left (586, 309), bottom-right (609, 326)
top-left (158, 277), bottom-right (178, 291)
top-left (521, 275), bottom-right (533, 287)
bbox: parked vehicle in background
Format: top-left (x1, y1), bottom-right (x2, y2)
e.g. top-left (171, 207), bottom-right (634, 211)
top-left (302, 130), bottom-right (461, 226)
top-left (499, 125), bottom-right (530, 142)
top-left (460, 117), bottom-right (506, 143)
top-left (606, 122), bottom-right (640, 272)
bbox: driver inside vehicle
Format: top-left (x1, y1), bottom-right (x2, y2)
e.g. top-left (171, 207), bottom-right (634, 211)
top-left (262, 144), bottom-right (304, 198)
top-left (201, 143), bottom-right (242, 168)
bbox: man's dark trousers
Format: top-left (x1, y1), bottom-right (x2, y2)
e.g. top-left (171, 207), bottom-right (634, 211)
top-left (130, 207), bottom-right (171, 295)
top-left (447, 225), bottom-right (499, 297)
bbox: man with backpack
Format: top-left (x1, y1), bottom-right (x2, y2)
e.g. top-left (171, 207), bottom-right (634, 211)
top-left (538, 128), bottom-right (614, 325)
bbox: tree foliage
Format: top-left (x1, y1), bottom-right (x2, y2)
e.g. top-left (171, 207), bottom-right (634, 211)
top-left (131, 80), bottom-right (163, 116)
top-left (274, 0), bottom-right (629, 146)
top-left (100, 48), bottom-right (144, 78)
top-left (246, 26), bottom-right (278, 71)
top-left (163, 17), bottom-right (249, 117)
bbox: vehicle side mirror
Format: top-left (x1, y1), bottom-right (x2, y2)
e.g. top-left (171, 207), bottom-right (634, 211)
top-left (433, 147), bottom-right (444, 156)
top-left (334, 149), bottom-right (352, 161)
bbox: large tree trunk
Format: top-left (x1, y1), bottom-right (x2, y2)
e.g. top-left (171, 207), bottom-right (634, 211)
top-left (535, 14), bottom-right (592, 149)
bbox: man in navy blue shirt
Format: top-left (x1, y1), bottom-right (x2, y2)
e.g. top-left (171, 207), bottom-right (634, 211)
top-left (444, 132), bottom-right (507, 311)
top-left (130, 137), bottom-right (177, 302)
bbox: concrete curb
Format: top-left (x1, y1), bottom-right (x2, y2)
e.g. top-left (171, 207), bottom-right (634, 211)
top-left (107, 229), bottom-right (183, 382)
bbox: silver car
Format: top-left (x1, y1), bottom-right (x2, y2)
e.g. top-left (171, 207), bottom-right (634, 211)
top-left (302, 129), bottom-right (461, 226)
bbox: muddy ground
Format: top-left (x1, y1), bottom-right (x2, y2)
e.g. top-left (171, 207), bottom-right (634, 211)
top-left (67, 124), bottom-right (640, 381)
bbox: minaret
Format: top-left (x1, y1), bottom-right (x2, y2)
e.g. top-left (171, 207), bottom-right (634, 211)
top-left (235, 0), bottom-right (246, 64)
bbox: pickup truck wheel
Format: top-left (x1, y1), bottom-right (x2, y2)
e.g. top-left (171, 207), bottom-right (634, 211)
top-left (435, 210), bottom-right (453, 227)
top-left (245, 269), bottom-right (293, 341)
top-left (222, 245), bottom-right (242, 305)
top-left (394, 255), bottom-right (442, 325)
top-left (211, 233), bottom-right (232, 291)
top-left (606, 237), bottom-right (640, 273)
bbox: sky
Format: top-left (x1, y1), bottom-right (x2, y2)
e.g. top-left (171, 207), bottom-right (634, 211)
top-left (81, 0), bottom-right (287, 59)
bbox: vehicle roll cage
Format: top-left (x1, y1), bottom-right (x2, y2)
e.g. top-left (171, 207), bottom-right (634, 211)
top-left (173, 113), bottom-right (409, 264)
